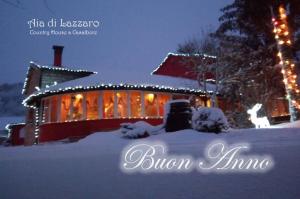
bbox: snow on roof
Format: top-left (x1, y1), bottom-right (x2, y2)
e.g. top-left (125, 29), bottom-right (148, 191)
top-left (29, 61), bottom-right (97, 74)
top-left (22, 62), bottom-right (97, 95)
top-left (0, 116), bottom-right (24, 130)
top-left (22, 73), bottom-right (217, 108)
top-left (152, 53), bottom-right (217, 80)
top-left (37, 72), bottom-right (217, 93)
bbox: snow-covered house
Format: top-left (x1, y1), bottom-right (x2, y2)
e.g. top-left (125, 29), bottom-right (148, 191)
top-left (8, 46), bottom-right (222, 145)
top-left (7, 46), bottom-right (292, 145)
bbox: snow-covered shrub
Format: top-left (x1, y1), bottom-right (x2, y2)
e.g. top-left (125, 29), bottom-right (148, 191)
top-left (192, 107), bottom-right (229, 133)
top-left (120, 121), bottom-right (164, 139)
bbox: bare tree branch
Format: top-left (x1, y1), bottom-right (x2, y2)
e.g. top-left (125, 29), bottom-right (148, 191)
top-left (1, 0), bottom-right (24, 9)
top-left (43, 0), bottom-right (55, 14)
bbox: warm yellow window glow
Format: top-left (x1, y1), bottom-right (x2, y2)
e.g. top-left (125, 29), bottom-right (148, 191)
top-left (146, 93), bottom-right (155, 103)
top-left (206, 99), bottom-right (211, 107)
top-left (130, 91), bottom-right (142, 118)
top-left (71, 93), bottom-right (84, 120)
top-left (103, 91), bottom-right (114, 118)
top-left (49, 91), bottom-right (196, 122)
top-left (116, 91), bottom-right (127, 118)
top-left (61, 94), bottom-right (71, 122)
top-left (195, 97), bottom-right (205, 107)
top-left (144, 93), bottom-right (158, 117)
top-left (268, 99), bottom-right (289, 117)
top-left (75, 94), bottom-right (83, 100)
top-left (157, 94), bottom-right (171, 117)
top-left (86, 91), bottom-right (99, 120)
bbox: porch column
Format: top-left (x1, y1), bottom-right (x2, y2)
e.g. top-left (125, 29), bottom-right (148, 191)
top-left (127, 91), bottom-right (131, 118)
top-left (82, 93), bottom-right (87, 120)
top-left (69, 96), bottom-right (74, 121)
top-left (56, 96), bottom-right (61, 122)
top-left (114, 91), bottom-right (118, 118)
top-left (156, 93), bottom-right (159, 118)
top-left (141, 91), bottom-right (145, 117)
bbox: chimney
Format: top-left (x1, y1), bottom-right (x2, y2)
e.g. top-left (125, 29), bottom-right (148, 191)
top-left (52, 45), bottom-right (64, 67)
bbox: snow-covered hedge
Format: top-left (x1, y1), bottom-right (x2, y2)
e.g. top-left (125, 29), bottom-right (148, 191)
top-left (192, 107), bottom-right (229, 133)
top-left (120, 121), bottom-right (164, 139)
top-left (121, 105), bottom-right (229, 138)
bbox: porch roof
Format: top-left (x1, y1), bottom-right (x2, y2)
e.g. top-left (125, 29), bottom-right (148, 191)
top-left (22, 73), bottom-right (217, 108)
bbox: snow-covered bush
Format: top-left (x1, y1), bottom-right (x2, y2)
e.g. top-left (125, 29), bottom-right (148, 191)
top-left (192, 107), bottom-right (229, 133)
top-left (120, 121), bottom-right (164, 139)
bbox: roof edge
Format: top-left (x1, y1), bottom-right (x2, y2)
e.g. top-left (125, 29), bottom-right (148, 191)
top-left (22, 83), bottom-right (216, 108)
top-left (151, 52), bottom-right (217, 76)
top-left (22, 61), bottom-right (97, 95)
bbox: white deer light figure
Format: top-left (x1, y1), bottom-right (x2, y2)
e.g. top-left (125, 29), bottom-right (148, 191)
top-left (247, 104), bottom-right (270, 128)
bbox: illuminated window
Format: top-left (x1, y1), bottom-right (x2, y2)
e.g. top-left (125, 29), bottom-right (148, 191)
top-left (103, 91), bottom-right (114, 118)
top-left (116, 91), bottom-right (128, 118)
top-left (70, 93), bottom-right (84, 120)
top-left (144, 93), bottom-right (158, 117)
top-left (195, 96), bottom-right (205, 107)
top-left (42, 99), bottom-right (50, 123)
top-left (130, 91), bottom-right (142, 118)
top-left (270, 99), bottom-right (289, 117)
top-left (61, 94), bottom-right (71, 122)
top-left (86, 91), bottom-right (99, 120)
top-left (50, 96), bottom-right (58, 122)
top-left (206, 98), bottom-right (211, 107)
top-left (157, 94), bottom-right (171, 117)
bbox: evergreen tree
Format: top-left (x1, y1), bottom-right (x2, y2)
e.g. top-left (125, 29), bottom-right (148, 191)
top-left (214, 0), bottom-right (300, 123)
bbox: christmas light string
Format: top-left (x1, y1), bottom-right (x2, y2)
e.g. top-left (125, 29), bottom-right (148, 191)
top-left (151, 53), bottom-right (217, 75)
top-left (22, 83), bottom-right (215, 108)
top-left (22, 62), bottom-right (97, 95)
top-left (272, 6), bottom-right (300, 109)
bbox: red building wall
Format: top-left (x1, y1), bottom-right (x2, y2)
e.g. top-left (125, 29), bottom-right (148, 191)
top-left (38, 118), bottom-right (163, 143)
top-left (10, 124), bottom-right (26, 146)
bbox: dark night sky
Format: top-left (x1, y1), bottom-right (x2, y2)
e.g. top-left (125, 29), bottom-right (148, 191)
top-left (0, 0), bottom-right (232, 84)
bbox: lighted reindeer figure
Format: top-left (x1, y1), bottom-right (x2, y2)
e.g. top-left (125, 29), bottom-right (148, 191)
top-left (247, 104), bottom-right (270, 128)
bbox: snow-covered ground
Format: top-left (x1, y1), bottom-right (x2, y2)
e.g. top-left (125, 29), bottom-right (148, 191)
top-left (0, 122), bottom-right (299, 199)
